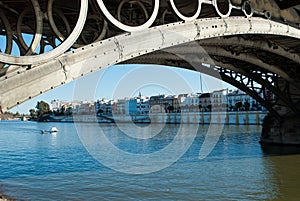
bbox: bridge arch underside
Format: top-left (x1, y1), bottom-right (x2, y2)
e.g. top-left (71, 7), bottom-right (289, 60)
top-left (124, 35), bottom-right (300, 120)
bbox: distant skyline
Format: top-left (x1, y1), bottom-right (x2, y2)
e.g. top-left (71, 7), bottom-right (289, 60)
top-left (9, 64), bottom-right (234, 114)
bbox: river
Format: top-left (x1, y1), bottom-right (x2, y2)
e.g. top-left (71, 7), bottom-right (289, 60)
top-left (0, 121), bottom-right (299, 200)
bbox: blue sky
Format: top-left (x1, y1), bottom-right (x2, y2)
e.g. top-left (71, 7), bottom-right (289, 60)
top-left (9, 64), bottom-right (234, 114)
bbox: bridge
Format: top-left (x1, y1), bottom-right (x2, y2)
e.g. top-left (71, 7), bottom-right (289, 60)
top-left (0, 0), bottom-right (300, 145)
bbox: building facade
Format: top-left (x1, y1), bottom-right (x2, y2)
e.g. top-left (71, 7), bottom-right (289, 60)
top-left (227, 89), bottom-right (263, 111)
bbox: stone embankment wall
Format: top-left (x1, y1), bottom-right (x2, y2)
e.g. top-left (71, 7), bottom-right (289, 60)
top-left (53, 111), bottom-right (267, 125)
top-left (122, 111), bottom-right (267, 125)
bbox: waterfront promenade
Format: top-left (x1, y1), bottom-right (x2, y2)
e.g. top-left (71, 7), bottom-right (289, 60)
top-left (48, 111), bottom-right (268, 125)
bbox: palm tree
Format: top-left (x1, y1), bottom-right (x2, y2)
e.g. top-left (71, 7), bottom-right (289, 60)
top-left (235, 101), bottom-right (243, 111)
top-left (243, 101), bottom-right (250, 111)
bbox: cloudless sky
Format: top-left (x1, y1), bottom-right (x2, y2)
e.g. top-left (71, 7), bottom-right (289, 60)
top-left (9, 64), bottom-right (234, 114)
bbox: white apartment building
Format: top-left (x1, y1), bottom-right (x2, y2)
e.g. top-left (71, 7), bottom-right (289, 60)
top-left (227, 89), bottom-right (263, 111)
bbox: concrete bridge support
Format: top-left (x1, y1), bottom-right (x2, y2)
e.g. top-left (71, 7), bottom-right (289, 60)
top-left (261, 80), bottom-right (300, 146)
top-left (261, 115), bottom-right (300, 145)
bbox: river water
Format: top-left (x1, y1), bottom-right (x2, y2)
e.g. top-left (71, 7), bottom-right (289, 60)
top-left (0, 121), bottom-right (300, 200)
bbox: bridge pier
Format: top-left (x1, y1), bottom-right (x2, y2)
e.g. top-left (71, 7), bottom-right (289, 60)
top-left (260, 79), bottom-right (300, 146)
top-left (261, 114), bottom-right (300, 146)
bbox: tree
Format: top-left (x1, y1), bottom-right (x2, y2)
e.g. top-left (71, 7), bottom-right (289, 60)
top-left (66, 107), bottom-right (73, 116)
top-left (167, 105), bottom-right (174, 113)
top-left (198, 104), bottom-right (202, 111)
top-left (252, 101), bottom-right (258, 111)
top-left (206, 104), bottom-right (212, 112)
top-left (29, 109), bottom-right (36, 117)
top-left (60, 105), bottom-right (66, 115)
top-left (36, 101), bottom-right (50, 117)
top-left (235, 101), bottom-right (243, 111)
top-left (14, 111), bottom-right (20, 117)
top-left (243, 101), bottom-right (250, 111)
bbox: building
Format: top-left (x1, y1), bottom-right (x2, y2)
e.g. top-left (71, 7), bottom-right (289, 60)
top-left (96, 99), bottom-right (112, 115)
top-left (179, 93), bottom-right (201, 112)
top-left (73, 101), bottom-right (95, 115)
top-left (112, 99), bottom-right (127, 115)
top-left (51, 88), bottom-right (267, 118)
top-left (50, 100), bottom-right (69, 112)
top-left (211, 89), bottom-right (228, 111)
top-left (149, 95), bottom-right (180, 113)
top-left (136, 96), bottom-right (150, 114)
top-left (51, 100), bottom-right (80, 115)
top-left (125, 96), bottom-right (150, 115)
top-left (227, 89), bottom-right (263, 111)
top-left (199, 93), bottom-right (212, 111)
top-left (149, 95), bottom-right (167, 113)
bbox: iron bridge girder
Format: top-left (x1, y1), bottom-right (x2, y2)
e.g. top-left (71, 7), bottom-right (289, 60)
top-left (125, 49), bottom-right (298, 119)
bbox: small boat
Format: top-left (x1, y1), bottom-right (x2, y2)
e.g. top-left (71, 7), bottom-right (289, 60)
top-left (50, 127), bottom-right (59, 133)
top-left (21, 116), bottom-right (28, 121)
top-left (41, 127), bottom-right (59, 134)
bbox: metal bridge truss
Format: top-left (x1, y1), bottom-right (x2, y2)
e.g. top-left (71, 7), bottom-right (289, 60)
top-left (124, 33), bottom-right (300, 119)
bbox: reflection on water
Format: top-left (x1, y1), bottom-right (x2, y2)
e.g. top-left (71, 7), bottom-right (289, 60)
top-left (0, 121), bottom-right (299, 200)
top-left (261, 142), bottom-right (300, 201)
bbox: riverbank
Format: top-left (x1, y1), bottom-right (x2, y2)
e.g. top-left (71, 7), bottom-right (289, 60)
top-left (0, 114), bottom-right (21, 121)
top-left (47, 111), bottom-right (268, 125)
top-left (0, 193), bottom-right (14, 201)
top-left (0, 113), bottom-right (29, 121)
